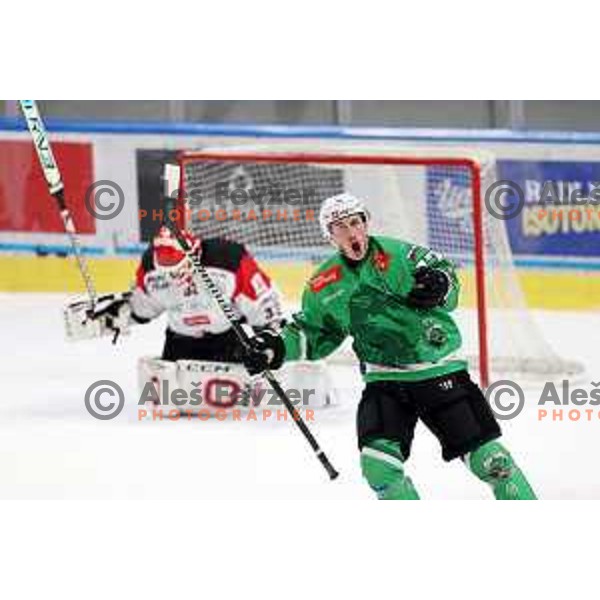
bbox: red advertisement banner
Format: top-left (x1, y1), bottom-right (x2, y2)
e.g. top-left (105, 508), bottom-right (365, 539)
top-left (0, 140), bottom-right (95, 233)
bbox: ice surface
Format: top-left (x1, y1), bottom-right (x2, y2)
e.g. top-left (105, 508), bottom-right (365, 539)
top-left (1, 292), bottom-right (599, 500)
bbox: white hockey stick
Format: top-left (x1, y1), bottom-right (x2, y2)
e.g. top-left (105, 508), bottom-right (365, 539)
top-left (19, 100), bottom-right (98, 309)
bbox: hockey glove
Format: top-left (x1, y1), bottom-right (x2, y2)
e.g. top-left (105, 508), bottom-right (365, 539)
top-left (406, 267), bottom-right (450, 309)
top-left (242, 330), bottom-right (285, 375)
top-left (88, 292), bottom-right (132, 321)
top-left (64, 292), bottom-right (132, 343)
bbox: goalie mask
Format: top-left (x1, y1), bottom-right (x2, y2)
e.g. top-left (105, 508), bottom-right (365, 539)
top-left (153, 226), bottom-right (201, 271)
top-left (319, 193), bottom-right (370, 240)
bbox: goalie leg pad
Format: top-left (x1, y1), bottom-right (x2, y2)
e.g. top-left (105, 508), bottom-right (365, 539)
top-left (177, 360), bottom-right (256, 412)
top-left (465, 440), bottom-right (537, 500)
top-left (361, 438), bottom-right (420, 500)
top-left (137, 356), bottom-right (179, 407)
top-left (276, 361), bottom-right (335, 408)
top-left (138, 357), bottom-right (258, 415)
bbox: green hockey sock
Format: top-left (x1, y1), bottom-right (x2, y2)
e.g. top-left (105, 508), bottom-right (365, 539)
top-left (360, 438), bottom-right (420, 500)
top-left (466, 440), bottom-right (537, 500)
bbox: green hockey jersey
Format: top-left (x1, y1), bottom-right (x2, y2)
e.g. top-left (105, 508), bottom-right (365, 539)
top-left (282, 236), bottom-right (467, 382)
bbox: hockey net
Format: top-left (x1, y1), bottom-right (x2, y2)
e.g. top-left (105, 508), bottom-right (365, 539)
top-left (177, 143), bottom-right (584, 387)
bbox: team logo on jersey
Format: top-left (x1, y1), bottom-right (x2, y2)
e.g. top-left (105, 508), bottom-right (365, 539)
top-left (424, 320), bottom-right (448, 347)
top-left (373, 251), bottom-right (390, 272)
top-left (310, 265), bottom-right (342, 293)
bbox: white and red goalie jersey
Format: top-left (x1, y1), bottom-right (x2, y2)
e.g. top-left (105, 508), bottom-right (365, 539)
top-left (130, 227), bottom-right (283, 337)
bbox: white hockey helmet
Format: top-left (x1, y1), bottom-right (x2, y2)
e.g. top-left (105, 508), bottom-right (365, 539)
top-left (319, 193), bottom-right (370, 239)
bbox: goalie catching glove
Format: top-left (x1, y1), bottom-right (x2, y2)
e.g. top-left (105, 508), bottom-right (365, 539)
top-left (241, 330), bottom-right (285, 375)
top-left (64, 292), bottom-right (140, 342)
top-left (90, 292), bottom-right (131, 320)
top-left (406, 266), bottom-right (450, 309)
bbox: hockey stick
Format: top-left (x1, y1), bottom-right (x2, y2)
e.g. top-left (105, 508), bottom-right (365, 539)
top-left (19, 100), bottom-right (98, 309)
top-left (161, 204), bottom-right (338, 480)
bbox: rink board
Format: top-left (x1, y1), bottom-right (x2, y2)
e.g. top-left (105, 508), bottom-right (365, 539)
top-left (0, 254), bottom-right (598, 310)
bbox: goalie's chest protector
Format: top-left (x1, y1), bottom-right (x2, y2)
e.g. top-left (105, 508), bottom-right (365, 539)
top-left (137, 239), bottom-right (247, 336)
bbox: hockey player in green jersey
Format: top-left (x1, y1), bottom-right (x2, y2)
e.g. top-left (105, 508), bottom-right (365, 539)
top-left (242, 193), bottom-right (536, 500)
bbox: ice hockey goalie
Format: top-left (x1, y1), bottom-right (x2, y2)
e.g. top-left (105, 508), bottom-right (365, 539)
top-left (66, 225), bottom-right (334, 414)
top-left (133, 225), bottom-right (283, 359)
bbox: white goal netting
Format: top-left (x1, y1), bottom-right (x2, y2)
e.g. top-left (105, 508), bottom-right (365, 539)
top-left (178, 142), bottom-right (584, 385)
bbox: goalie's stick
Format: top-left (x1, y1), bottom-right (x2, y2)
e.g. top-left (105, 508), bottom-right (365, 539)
top-left (19, 100), bottom-right (98, 309)
top-left (163, 168), bottom-right (338, 480)
top-left (20, 101), bottom-right (125, 343)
